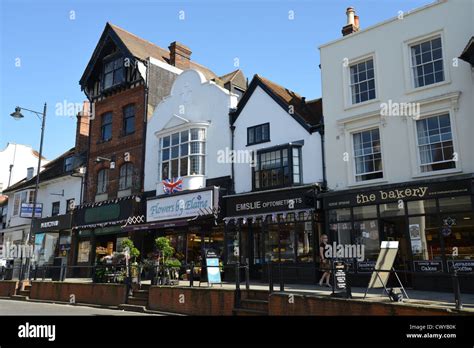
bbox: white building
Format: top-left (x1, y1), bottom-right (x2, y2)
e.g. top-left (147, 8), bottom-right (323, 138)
top-left (144, 68), bottom-right (240, 194)
top-left (319, 0), bottom-right (474, 291)
top-left (0, 143), bottom-right (49, 194)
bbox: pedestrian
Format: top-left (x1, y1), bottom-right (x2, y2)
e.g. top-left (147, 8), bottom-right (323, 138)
top-left (318, 234), bottom-right (331, 287)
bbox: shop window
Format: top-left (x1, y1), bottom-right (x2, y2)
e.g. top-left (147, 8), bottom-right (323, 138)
top-left (408, 215), bottom-right (441, 261)
top-left (280, 224), bottom-right (296, 263)
top-left (296, 220), bottom-right (313, 262)
top-left (96, 169), bottom-right (109, 194)
top-left (353, 205), bottom-right (377, 220)
top-left (101, 112), bottom-right (113, 142)
top-left (160, 128), bottom-right (206, 179)
top-left (379, 202), bottom-right (405, 217)
top-left (441, 212), bottom-right (474, 261)
top-left (77, 240), bottom-right (91, 263)
top-left (439, 196), bottom-right (472, 213)
top-left (264, 224), bottom-right (280, 262)
top-left (252, 223), bottom-right (264, 265)
top-left (51, 202), bottom-right (60, 216)
top-left (165, 233), bottom-right (187, 262)
top-left (328, 208), bottom-right (351, 223)
top-left (119, 163), bottom-right (134, 190)
top-left (416, 114), bottom-right (455, 173)
top-left (225, 225), bottom-right (239, 264)
top-left (353, 220), bottom-right (380, 260)
top-left (410, 36), bottom-right (444, 88)
top-left (247, 123), bottom-right (270, 145)
top-left (407, 199), bottom-right (437, 215)
top-left (122, 104), bottom-right (135, 136)
top-left (329, 222), bottom-right (351, 245)
top-left (253, 145), bottom-right (302, 190)
top-left (353, 128), bottom-right (383, 182)
top-left (187, 230), bottom-right (202, 265)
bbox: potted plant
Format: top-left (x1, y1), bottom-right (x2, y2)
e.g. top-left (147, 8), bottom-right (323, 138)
top-left (154, 237), bottom-right (175, 285)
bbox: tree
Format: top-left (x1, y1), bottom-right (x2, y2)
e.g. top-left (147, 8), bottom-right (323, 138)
top-left (154, 237), bottom-right (174, 266)
top-left (121, 238), bottom-right (140, 262)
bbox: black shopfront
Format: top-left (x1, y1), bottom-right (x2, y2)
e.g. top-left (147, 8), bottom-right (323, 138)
top-left (321, 175), bottom-right (474, 292)
top-left (223, 185), bottom-right (322, 284)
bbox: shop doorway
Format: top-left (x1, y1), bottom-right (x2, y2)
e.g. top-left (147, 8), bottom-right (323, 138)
top-left (380, 217), bottom-right (412, 287)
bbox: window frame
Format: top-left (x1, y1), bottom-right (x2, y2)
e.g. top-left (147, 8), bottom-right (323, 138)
top-left (122, 104), bottom-right (135, 136)
top-left (96, 169), bottom-right (109, 194)
top-left (351, 127), bottom-right (384, 183)
top-left (159, 127), bottom-right (206, 180)
top-left (409, 35), bottom-right (444, 89)
top-left (414, 113), bottom-right (456, 173)
top-left (100, 112), bottom-right (113, 142)
top-left (349, 57), bottom-right (376, 105)
top-left (51, 201), bottom-right (60, 217)
top-left (102, 55), bottom-right (125, 91)
top-left (252, 144), bottom-right (302, 191)
top-left (119, 163), bottom-right (134, 191)
top-left (247, 123), bottom-right (270, 146)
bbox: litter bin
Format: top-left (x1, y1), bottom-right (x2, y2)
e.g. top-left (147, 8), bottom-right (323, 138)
top-left (4, 260), bottom-right (14, 280)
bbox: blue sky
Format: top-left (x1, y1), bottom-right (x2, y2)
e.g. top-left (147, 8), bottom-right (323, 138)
top-left (0, 0), bottom-right (431, 160)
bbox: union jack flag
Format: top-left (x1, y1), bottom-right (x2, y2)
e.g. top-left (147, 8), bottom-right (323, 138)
top-left (162, 177), bottom-right (183, 194)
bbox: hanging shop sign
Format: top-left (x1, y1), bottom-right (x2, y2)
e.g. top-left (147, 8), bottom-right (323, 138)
top-left (413, 260), bottom-right (443, 273)
top-left (20, 203), bottom-right (43, 218)
top-left (323, 179), bottom-right (472, 208)
top-left (225, 186), bottom-right (316, 218)
top-left (147, 189), bottom-right (215, 222)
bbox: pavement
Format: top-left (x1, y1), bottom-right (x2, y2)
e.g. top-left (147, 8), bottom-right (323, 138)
top-left (0, 299), bottom-right (162, 316)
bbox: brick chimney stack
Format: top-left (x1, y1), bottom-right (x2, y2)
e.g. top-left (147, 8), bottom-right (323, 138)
top-left (342, 7), bottom-right (360, 36)
top-left (75, 101), bottom-right (90, 155)
top-left (169, 41), bottom-right (192, 69)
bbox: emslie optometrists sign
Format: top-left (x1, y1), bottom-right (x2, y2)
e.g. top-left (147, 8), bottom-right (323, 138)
top-left (147, 189), bottom-right (215, 222)
top-left (324, 179), bottom-right (472, 208)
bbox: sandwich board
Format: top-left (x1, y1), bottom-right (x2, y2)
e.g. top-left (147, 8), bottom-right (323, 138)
top-left (363, 241), bottom-right (409, 300)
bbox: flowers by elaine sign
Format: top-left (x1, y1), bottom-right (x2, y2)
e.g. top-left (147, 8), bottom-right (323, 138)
top-left (147, 189), bottom-right (214, 222)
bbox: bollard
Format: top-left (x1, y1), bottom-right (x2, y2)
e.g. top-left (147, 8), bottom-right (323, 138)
top-left (452, 270), bottom-right (463, 310)
top-left (268, 262), bottom-right (274, 293)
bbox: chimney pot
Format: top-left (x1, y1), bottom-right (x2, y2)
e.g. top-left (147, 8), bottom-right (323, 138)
top-left (342, 7), bottom-right (359, 36)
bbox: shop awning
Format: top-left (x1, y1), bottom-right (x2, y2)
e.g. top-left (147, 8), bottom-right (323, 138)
top-left (122, 218), bottom-right (189, 232)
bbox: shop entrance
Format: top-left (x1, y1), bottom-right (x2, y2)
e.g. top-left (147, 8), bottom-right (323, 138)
top-left (380, 217), bottom-right (412, 287)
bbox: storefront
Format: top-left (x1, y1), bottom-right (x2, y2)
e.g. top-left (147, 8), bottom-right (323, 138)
top-left (72, 195), bottom-right (142, 276)
top-left (321, 175), bottom-right (474, 292)
top-left (128, 187), bottom-right (223, 271)
top-left (223, 185), bottom-right (322, 283)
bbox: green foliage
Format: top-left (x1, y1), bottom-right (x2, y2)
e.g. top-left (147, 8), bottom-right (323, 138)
top-left (155, 237), bottom-right (174, 260)
top-left (121, 238), bottom-right (140, 261)
top-left (164, 258), bottom-right (182, 268)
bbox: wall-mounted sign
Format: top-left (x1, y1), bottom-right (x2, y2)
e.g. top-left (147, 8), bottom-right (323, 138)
top-left (448, 260), bottom-right (474, 273)
top-left (32, 214), bottom-right (72, 233)
top-left (20, 203), bottom-right (43, 218)
top-left (324, 179), bottom-right (472, 208)
top-left (356, 260), bottom-right (376, 273)
top-left (147, 189), bottom-right (214, 222)
top-left (413, 260), bottom-right (443, 273)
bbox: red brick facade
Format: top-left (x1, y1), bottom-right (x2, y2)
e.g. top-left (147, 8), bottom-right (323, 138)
top-left (86, 84), bottom-right (145, 201)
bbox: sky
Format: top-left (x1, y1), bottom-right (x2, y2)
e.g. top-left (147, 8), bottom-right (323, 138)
top-left (0, 0), bottom-right (432, 160)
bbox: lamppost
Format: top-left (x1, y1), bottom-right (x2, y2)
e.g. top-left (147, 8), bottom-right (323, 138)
top-left (10, 103), bottom-right (47, 281)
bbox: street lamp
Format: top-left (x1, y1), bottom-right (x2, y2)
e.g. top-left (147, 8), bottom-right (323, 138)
top-left (10, 103), bottom-right (47, 282)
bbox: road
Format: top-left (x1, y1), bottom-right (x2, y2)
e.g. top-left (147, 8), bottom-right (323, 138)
top-left (0, 299), bottom-right (161, 315)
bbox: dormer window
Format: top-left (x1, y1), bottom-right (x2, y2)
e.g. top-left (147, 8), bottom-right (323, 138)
top-left (103, 56), bottom-right (124, 90)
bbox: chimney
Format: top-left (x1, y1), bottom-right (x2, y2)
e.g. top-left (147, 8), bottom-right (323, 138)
top-left (169, 41), bottom-right (192, 69)
top-left (75, 101), bottom-right (90, 155)
top-left (342, 7), bottom-right (360, 36)
top-left (27, 167), bottom-right (34, 180)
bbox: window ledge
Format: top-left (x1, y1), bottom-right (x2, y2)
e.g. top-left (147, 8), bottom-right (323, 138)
top-left (405, 79), bottom-right (451, 96)
top-left (411, 168), bottom-right (463, 179)
top-left (347, 178), bottom-right (388, 188)
top-left (344, 98), bottom-right (380, 112)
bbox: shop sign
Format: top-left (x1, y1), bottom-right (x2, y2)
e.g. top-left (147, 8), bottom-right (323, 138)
top-left (413, 260), bottom-right (443, 273)
top-left (225, 186), bottom-right (315, 217)
top-left (448, 260), bottom-right (474, 273)
top-left (33, 214), bottom-right (73, 233)
top-left (20, 203), bottom-right (43, 218)
top-left (205, 250), bottom-right (221, 285)
top-left (324, 179), bottom-right (472, 208)
top-left (356, 260), bottom-right (376, 273)
top-left (147, 189), bottom-right (214, 222)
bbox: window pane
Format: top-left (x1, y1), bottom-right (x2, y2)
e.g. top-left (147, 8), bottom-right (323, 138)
top-left (328, 208), bottom-right (351, 222)
top-left (171, 133), bottom-right (180, 145)
top-left (264, 224), bottom-right (279, 262)
top-left (442, 212), bottom-right (474, 261)
top-left (350, 58), bottom-right (376, 104)
top-left (353, 205), bottom-right (377, 220)
top-left (162, 136), bottom-right (170, 148)
top-left (181, 130), bottom-right (189, 143)
top-left (439, 196), bottom-right (472, 213)
top-left (379, 202), bottom-right (405, 217)
top-left (353, 220), bottom-right (380, 260)
top-left (180, 157), bottom-right (188, 176)
top-left (409, 215), bottom-right (442, 261)
top-left (407, 199), bottom-right (437, 215)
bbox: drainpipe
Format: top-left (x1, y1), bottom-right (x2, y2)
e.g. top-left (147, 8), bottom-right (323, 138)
top-left (318, 122), bottom-right (327, 189)
top-left (230, 122), bottom-right (236, 195)
top-left (140, 58), bottom-right (150, 195)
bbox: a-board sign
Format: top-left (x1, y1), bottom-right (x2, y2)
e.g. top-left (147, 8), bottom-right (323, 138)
top-left (205, 250), bottom-right (221, 285)
top-left (367, 241), bottom-right (399, 289)
top-left (332, 260), bottom-right (347, 293)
